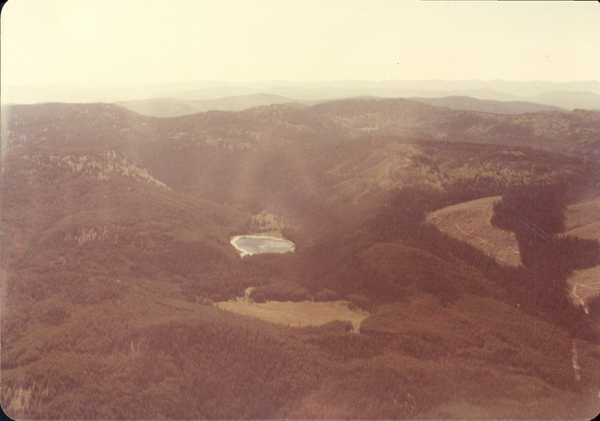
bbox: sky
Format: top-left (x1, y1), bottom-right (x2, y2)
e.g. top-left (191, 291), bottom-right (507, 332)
top-left (1, 0), bottom-right (600, 93)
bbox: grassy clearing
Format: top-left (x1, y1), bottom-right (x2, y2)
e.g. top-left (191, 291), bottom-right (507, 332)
top-left (214, 298), bottom-right (368, 329)
top-left (426, 196), bottom-right (522, 266)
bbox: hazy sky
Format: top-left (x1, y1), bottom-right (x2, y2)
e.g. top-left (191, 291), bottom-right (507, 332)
top-left (2, 0), bottom-right (600, 88)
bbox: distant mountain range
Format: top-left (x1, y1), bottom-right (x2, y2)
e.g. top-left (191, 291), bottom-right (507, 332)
top-left (528, 90), bottom-right (600, 111)
top-left (115, 94), bottom-right (317, 118)
top-left (4, 79), bottom-right (600, 111)
top-left (115, 94), bottom-right (564, 118)
top-left (409, 96), bottom-right (563, 115)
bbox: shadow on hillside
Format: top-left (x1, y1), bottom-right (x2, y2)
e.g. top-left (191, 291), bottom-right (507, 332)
top-left (491, 187), bottom-right (600, 336)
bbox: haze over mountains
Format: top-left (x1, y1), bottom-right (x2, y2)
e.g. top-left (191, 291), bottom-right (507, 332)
top-left (2, 88), bottom-right (600, 419)
top-left (114, 94), bottom-right (566, 119)
top-left (4, 79), bottom-right (600, 111)
top-left (3, 0), bottom-right (600, 415)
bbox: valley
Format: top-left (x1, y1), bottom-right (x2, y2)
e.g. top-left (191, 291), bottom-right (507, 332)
top-left (2, 96), bottom-right (600, 419)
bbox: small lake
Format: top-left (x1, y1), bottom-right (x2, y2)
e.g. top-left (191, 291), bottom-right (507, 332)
top-left (231, 235), bottom-right (295, 257)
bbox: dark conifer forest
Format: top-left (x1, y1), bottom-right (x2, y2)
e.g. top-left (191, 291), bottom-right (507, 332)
top-left (2, 98), bottom-right (600, 419)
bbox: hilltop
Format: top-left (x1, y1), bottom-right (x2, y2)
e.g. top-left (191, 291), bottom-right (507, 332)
top-left (410, 96), bottom-right (563, 114)
top-left (115, 93), bottom-right (316, 118)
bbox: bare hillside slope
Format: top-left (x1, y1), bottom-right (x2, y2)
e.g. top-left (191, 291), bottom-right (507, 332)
top-left (565, 193), bottom-right (600, 308)
top-left (426, 196), bottom-right (522, 266)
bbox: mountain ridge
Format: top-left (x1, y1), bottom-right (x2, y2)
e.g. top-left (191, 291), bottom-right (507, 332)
top-left (5, 79), bottom-right (600, 109)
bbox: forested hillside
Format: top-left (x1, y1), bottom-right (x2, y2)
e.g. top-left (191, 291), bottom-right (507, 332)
top-left (2, 98), bottom-right (600, 419)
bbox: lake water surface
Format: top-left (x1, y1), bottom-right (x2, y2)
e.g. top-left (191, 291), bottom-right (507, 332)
top-left (231, 235), bottom-right (295, 256)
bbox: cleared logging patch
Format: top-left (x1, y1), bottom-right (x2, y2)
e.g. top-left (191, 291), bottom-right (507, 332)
top-left (565, 197), bottom-right (600, 308)
top-left (214, 299), bottom-right (368, 330)
top-left (426, 196), bottom-right (522, 266)
top-left (568, 267), bottom-right (600, 309)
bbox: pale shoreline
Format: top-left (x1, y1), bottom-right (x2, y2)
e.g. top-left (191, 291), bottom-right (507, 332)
top-left (230, 234), bottom-right (295, 257)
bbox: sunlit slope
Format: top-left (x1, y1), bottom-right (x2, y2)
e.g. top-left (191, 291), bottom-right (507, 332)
top-left (426, 196), bottom-right (522, 266)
